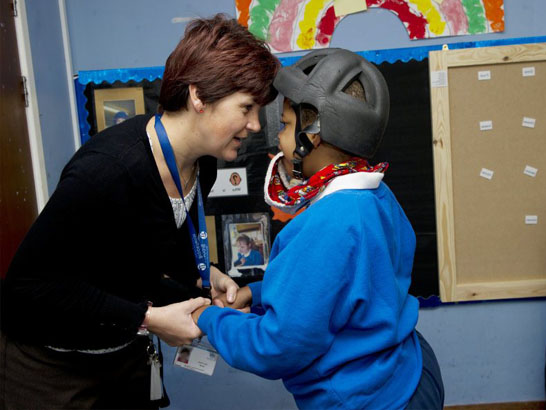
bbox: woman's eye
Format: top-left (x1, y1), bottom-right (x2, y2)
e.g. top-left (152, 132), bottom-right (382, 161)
top-left (243, 105), bottom-right (253, 113)
top-left (279, 122), bottom-right (286, 131)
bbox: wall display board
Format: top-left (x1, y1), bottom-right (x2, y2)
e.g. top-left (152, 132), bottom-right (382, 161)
top-left (75, 36), bottom-right (546, 306)
top-left (75, 59), bottom-right (440, 299)
top-left (429, 42), bottom-right (546, 302)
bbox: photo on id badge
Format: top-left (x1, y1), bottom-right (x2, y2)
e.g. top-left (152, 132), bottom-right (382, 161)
top-left (174, 342), bottom-right (219, 376)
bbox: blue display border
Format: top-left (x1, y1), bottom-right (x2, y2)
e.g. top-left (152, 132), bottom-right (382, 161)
top-left (75, 36), bottom-right (546, 145)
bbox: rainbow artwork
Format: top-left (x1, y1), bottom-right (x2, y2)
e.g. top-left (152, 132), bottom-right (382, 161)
top-left (235, 0), bottom-right (505, 52)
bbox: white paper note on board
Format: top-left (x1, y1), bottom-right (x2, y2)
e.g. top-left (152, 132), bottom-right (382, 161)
top-left (430, 70), bottom-right (448, 88)
top-left (523, 165), bottom-right (538, 177)
top-left (209, 168), bottom-right (248, 197)
top-left (480, 168), bottom-right (494, 180)
top-left (525, 215), bottom-right (538, 225)
top-left (478, 70), bottom-right (491, 80)
top-left (522, 67), bottom-right (536, 77)
top-left (522, 117), bottom-right (536, 128)
top-left (479, 120), bottom-right (493, 131)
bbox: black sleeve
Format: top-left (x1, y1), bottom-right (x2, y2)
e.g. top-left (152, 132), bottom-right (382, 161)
top-left (3, 153), bottom-right (147, 347)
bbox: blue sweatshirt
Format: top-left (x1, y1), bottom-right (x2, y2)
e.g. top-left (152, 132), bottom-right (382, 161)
top-left (234, 249), bottom-right (264, 266)
top-left (199, 181), bottom-right (422, 409)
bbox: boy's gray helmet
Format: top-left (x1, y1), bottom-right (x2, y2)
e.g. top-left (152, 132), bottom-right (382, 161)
top-left (273, 48), bottom-right (390, 159)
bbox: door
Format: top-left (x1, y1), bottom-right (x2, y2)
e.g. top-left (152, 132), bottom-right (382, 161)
top-left (0, 0), bottom-right (38, 278)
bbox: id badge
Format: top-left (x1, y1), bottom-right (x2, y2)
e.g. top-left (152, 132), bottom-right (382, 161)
top-left (174, 338), bottom-right (219, 376)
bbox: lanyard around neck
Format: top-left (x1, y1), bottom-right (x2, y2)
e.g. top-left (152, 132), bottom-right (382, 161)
top-left (154, 114), bottom-right (211, 291)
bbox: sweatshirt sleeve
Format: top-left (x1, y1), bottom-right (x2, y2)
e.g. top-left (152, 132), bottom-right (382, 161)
top-left (247, 281), bottom-right (262, 307)
top-left (198, 197), bottom-right (361, 380)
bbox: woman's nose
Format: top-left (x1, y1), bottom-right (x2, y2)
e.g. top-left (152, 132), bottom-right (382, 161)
top-left (247, 110), bottom-right (261, 132)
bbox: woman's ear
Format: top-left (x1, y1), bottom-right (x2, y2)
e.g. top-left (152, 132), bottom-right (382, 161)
top-left (306, 133), bottom-right (322, 148)
top-left (188, 84), bottom-right (205, 113)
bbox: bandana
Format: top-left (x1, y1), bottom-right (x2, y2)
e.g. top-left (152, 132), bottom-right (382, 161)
top-left (264, 152), bottom-right (389, 214)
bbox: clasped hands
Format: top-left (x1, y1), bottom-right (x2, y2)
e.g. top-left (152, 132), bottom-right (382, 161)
top-left (145, 266), bottom-right (251, 346)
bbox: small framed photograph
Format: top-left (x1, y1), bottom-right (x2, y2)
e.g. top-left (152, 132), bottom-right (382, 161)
top-left (221, 213), bottom-right (270, 277)
top-left (93, 87), bottom-right (145, 131)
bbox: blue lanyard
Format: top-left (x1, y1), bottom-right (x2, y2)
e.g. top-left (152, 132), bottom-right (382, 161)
top-left (154, 114), bottom-right (211, 290)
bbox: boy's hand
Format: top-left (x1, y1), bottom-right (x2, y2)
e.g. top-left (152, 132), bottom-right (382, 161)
top-left (214, 285), bottom-right (252, 311)
top-left (191, 286), bottom-right (253, 326)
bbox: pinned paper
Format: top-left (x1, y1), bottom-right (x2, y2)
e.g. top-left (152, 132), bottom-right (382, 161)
top-left (333, 0), bottom-right (367, 17)
top-left (522, 117), bottom-right (536, 128)
top-left (478, 70), bottom-right (491, 80)
top-left (525, 215), bottom-right (538, 225)
top-left (522, 67), bottom-right (536, 77)
top-left (430, 70), bottom-right (448, 88)
top-left (480, 120), bottom-right (493, 131)
top-left (523, 165), bottom-right (538, 178)
top-left (480, 168), bottom-right (494, 180)
top-left (432, 0), bottom-right (444, 3)
top-left (209, 168), bottom-right (248, 197)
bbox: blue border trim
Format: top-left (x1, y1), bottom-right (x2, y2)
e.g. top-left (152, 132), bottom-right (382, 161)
top-left (75, 36), bottom-right (546, 145)
top-left (75, 66), bottom-right (164, 144)
top-left (78, 66), bottom-right (164, 85)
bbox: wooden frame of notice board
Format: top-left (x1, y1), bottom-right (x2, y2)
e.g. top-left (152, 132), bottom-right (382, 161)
top-left (429, 43), bottom-right (546, 302)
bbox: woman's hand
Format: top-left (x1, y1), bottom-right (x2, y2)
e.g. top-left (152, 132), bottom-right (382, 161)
top-left (209, 265), bottom-right (239, 307)
top-left (146, 297), bottom-right (210, 346)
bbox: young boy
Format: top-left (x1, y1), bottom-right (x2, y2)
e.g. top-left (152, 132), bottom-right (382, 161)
top-left (192, 49), bottom-right (444, 409)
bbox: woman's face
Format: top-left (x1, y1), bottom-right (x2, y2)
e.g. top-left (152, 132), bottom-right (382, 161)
top-left (200, 92), bottom-right (261, 162)
top-left (278, 99), bottom-right (297, 176)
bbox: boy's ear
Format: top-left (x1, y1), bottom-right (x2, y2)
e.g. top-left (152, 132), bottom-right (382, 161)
top-left (306, 133), bottom-right (322, 148)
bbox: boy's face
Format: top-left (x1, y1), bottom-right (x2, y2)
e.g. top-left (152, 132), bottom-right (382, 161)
top-left (278, 99), bottom-right (297, 176)
top-left (237, 240), bottom-right (251, 254)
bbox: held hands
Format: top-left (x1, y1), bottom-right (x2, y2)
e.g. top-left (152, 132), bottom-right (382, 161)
top-left (209, 265), bottom-right (237, 306)
top-left (209, 266), bottom-right (251, 312)
top-left (213, 285), bottom-right (252, 311)
top-left (191, 285), bottom-right (253, 324)
top-left (146, 297), bottom-right (210, 346)
top-left (190, 266), bottom-right (253, 324)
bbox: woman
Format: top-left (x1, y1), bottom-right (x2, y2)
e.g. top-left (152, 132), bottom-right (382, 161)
top-left (0, 14), bottom-right (280, 409)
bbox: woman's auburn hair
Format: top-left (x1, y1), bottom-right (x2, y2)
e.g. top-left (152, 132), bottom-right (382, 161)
top-left (159, 14), bottom-right (280, 112)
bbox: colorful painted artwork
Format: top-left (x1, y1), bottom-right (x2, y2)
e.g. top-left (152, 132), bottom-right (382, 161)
top-left (235, 0), bottom-right (505, 52)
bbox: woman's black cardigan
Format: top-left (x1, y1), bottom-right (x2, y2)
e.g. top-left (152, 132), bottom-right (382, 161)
top-left (1, 114), bottom-right (217, 350)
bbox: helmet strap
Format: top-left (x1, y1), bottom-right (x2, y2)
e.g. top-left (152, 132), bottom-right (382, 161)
top-left (291, 103), bottom-right (320, 180)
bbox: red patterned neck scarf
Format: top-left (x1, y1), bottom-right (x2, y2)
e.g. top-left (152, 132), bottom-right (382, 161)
top-left (264, 153), bottom-right (388, 214)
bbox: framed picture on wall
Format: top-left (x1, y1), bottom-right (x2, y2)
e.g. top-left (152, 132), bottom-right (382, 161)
top-left (93, 87), bottom-right (145, 132)
top-left (221, 213), bottom-right (270, 278)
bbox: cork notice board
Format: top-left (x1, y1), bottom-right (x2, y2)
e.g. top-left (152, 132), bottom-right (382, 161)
top-left (429, 43), bottom-right (546, 302)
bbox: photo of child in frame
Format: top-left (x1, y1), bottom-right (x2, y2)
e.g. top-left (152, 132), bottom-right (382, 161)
top-left (222, 213), bottom-right (270, 278)
top-left (103, 100), bottom-right (136, 128)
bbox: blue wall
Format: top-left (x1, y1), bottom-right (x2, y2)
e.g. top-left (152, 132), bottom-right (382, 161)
top-left (26, 0), bottom-right (75, 194)
top-left (28, 0), bottom-right (546, 407)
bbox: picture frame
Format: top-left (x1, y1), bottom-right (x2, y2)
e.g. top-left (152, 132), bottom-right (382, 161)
top-left (93, 87), bottom-right (145, 132)
top-left (221, 213), bottom-right (270, 278)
